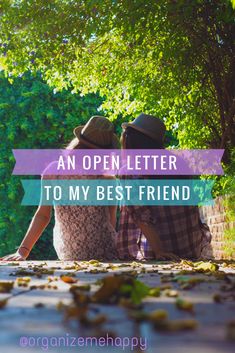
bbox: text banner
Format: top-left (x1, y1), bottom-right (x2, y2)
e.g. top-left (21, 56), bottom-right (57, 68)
top-left (13, 149), bottom-right (224, 176)
top-left (21, 179), bottom-right (214, 206)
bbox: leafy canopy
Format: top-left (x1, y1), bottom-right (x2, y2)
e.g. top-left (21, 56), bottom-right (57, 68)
top-left (0, 0), bottom-right (234, 159)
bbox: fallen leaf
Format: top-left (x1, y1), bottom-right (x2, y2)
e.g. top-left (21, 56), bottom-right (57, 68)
top-left (60, 275), bottom-right (77, 284)
top-left (147, 309), bottom-right (168, 322)
top-left (92, 276), bottom-right (125, 303)
top-left (174, 275), bottom-right (205, 289)
top-left (70, 284), bottom-right (91, 291)
top-left (130, 261), bottom-right (142, 268)
top-left (56, 301), bottom-right (66, 311)
top-left (89, 269), bottom-right (108, 274)
top-left (64, 305), bottom-right (88, 321)
top-left (10, 269), bottom-right (34, 277)
top-left (16, 277), bottom-right (31, 287)
top-left (180, 260), bottom-right (194, 267)
top-left (194, 261), bottom-right (219, 273)
top-left (88, 260), bottom-right (101, 266)
top-left (106, 265), bottom-right (119, 270)
top-left (47, 284), bottom-right (58, 290)
top-left (120, 279), bottom-right (150, 305)
top-left (0, 281), bottom-right (14, 293)
top-left (91, 275), bottom-right (149, 305)
top-left (176, 298), bottom-right (194, 311)
top-left (154, 319), bottom-right (198, 331)
top-left (148, 287), bottom-right (161, 297)
top-left (165, 289), bottom-right (179, 297)
top-left (70, 287), bottom-right (90, 305)
top-left (17, 277), bottom-right (31, 283)
top-left (140, 268), bottom-right (146, 273)
top-left (34, 303), bottom-right (45, 308)
top-left (0, 299), bottom-right (8, 309)
top-left (129, 310), bottom-right (148, 322)
top-left (11, 267), bottom-right (54, 277)
top-left (47, 276), bottom-right (58, 282)
top-left (178, 270), bottom-right (195, 275)
top-left (213, 293), bottom-right (222, 303)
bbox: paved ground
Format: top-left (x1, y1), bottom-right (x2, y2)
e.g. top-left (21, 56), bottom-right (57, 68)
top-left (0, 260), bottom-right (235, 353)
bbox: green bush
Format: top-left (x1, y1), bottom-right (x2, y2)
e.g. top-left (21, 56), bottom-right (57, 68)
top-left (221, 149), bottom-right (235, 258)
top-left (0, 71), bottom-right (103, 259)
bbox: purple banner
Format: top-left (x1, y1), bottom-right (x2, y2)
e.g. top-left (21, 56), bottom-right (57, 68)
top-left (12, 149), bottom-right (224, 176)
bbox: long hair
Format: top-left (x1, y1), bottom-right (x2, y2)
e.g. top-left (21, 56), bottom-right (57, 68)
top-left (66, 137), bottom-right (90, 150)
top-left (121, 127), bottom-right (189, 181)
top-left (121, 127), bottom-right (164, 149)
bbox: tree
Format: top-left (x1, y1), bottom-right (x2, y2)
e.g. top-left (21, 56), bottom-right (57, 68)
top-left (0, 70), bottom-right (103, 258)
top-left (0, 0), bottom-right (234, 162)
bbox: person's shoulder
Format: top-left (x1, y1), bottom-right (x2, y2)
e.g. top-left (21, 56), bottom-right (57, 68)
top-left (101, 174), bottom-right (116, 180)
top-left (41, 161), bottom-right (58, 180)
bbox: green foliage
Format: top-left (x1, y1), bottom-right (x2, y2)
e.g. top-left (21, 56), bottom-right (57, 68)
top-left (224, 225), bottom-right (235, 259)
top-left (120, 279), bottom-right (150, 305)
top-left (0, 0), bottom-right (234, 258)
top-left (0, 70), bottom-right (103, 259)
top-left (221, 149), bottom-right (235, 258)
top-left (0, 0), bottom-right (234, 161)
top-left (206, 148), bottom-right (235, 257)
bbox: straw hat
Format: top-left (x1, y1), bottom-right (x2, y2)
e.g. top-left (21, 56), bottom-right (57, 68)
top-left (73, 116), bottom-right (119, 149)
top-left (122, 113), bottom-right (166, 144)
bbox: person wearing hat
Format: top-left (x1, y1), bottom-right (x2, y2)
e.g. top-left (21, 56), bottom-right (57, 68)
top-left (117, 113), bottom-right (211, 261)
top-left (1, 116), bottom-right (119, 261)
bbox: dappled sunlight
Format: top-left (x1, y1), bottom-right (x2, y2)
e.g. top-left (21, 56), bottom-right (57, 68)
top-left (0, 260), bottom-right (234, 353)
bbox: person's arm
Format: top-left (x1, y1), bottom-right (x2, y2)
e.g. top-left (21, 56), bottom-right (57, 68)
top-left (109, 205), bottom-right (117, 229)
top-left (0, 205), bottom-right (52, 261)
top-left (103, 175), bottom-right (117, 229)
top-left (137, 221), bottom-right (180, 261)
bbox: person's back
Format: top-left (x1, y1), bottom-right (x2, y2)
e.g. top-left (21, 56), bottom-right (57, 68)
top-left (53, 175), bottom-right (117, 260)
top-left (118, 204), bottom-right (208, 260)
top-left (117, 113), bottom-right (211, 261)
top-left (1, 116), bottom-right (119, 262)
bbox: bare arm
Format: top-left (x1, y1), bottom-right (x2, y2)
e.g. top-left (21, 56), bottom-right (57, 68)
top-left (103, 175), bottom-right (117, 229)
top-left (137, 222), bottom-right (180, 261)
top-left (18, 205), bottom-right (52, 257)
top-left (109, 205), bottom-right (117, 229)
top-left (0, 205), bottom-right (52, 261)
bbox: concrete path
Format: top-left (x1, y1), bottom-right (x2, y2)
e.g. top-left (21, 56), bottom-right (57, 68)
top-left (0, 260), bottom-right (234, 353)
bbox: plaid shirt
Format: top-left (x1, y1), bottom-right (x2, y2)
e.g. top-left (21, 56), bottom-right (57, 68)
top-left (116, 205), bottom-right (211, 260)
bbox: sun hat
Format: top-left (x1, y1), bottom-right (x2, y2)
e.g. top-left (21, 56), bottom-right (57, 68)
top-left (122, 113), bottom-right (166, 144)
top-left (73, 116), bottom-right (119, 149)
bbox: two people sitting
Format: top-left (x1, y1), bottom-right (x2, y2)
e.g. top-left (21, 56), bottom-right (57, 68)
top-left (1, 114), bottom-right (211, 262)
